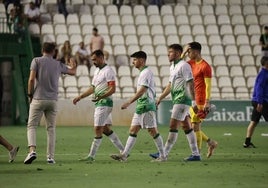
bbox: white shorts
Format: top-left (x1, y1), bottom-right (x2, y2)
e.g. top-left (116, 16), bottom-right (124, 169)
top-left (131, 111), bottom-right (157, 129)
top-left (171, 104), bottom-right (190, 121)
top-left (94, 106), bottom-right (112, 126)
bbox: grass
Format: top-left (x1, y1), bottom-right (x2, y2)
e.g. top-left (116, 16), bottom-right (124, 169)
top-left (0, 124), bottom-right (268, 188)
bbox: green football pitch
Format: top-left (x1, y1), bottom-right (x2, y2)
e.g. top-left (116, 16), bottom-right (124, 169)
top-left (0, 125), bottom-right (267, 188)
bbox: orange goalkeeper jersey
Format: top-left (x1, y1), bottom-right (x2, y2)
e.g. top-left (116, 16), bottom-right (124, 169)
top-left (188, 59), bottom-right (212, 105)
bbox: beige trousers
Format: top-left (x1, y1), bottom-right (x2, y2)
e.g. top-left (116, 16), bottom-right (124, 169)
top-left (27, 99), bottom-right (58, 159)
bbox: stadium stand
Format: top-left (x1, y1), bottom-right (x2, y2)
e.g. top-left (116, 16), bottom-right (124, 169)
top-left (1, 0), bottom-right (266, 99)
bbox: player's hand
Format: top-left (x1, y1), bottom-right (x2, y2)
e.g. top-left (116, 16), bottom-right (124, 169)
top-left (156, 99), bottom-right (161, 106)
top-left (73, 96), bottom-right (81, 105)
top-left (256, 104), bottom-right (263, 113)
top-left (91, 96), bottom-right (100, 102)
top-left (192, 105), bottom-right (198, 114)
top-left (28, 97), bottom-right (33, 104)
top-left (121, 102), bottom-right (130, 109)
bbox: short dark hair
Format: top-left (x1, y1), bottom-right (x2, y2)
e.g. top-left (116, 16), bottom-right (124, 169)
top-left (91, 49), bottom-right (104, 57)
top-left (189, 41), bottom-right (202, 51)
top-left (42, 42), bottom-right (56, 54)
top-left (93, 27), bottom-right (98, 32)
top-left (168, 44), bottom-right (183, 53)
top-left (130, 51), bottom-right (147, 60)
top-left (261, 56), bottom-right (268, 66)
top-left (264, 26), bottom-right (268, 30)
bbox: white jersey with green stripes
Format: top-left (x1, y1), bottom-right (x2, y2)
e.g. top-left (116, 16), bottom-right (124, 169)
top-left (169, 59), bottom-right (193, 105)
top-left (135, 66), bottom-right (157, 114)
top-left (92, 64), bottom-right (115, 107)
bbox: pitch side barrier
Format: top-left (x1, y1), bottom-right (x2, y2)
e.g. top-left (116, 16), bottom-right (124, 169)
top-left (157, 100), bottom-right (265, 126)
top-left (40, 99), bottom-right (267, 126)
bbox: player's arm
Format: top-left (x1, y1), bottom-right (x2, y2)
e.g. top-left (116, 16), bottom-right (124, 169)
top-left (92, 81), bottom-right (115, 102)
top-left (186, 79), bottom-right (198, 113)
top-left (73, 85), bottom-right (94, 105)
top-left (121, 85), bottom-right (147, 109)
top-left (27, 70), bottom-right (36, 102)
top-left (156, 83), bottom-right (171, 105)
top-left (66, 57), bottom-right (77, 75)
top-left (204, 77), bottom-right (212, 108)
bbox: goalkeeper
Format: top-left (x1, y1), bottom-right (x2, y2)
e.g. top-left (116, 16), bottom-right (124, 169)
top-left (181, 42), bottom-right (218, 158)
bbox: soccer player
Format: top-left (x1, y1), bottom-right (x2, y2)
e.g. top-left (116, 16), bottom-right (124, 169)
top-left (24, 42), bottom-right (77, 164)
top-left (150, 44), bottom-right (200, 161)
top-left (243, 56), bottom-right (268, 148)
top-left (73, 50), bottom-right (124, 161)
top-left (181, 42), bottom-right (218, 158)
top-left (110, 51), bottom-right (166, 162)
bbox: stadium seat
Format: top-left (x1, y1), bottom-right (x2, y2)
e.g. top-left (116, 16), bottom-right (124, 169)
top-left (164, 25), bottom-right (178, 36)
top-left (63, 76), bottom-right (77, 88)
top-left (82, 25), bottom-right (93, 37)
top-left (135, 15), bottom-right (148, 25)
top-left (66, 14), bottom-right (79, 25)
top-left (241, 55), bottom-right (255, 66)
top-left (174, 4), bottom-right (187, 16)
top-left (123, 25), bottom-right (136, 36)
top-left (149, 15), bottom-right (162, 26)
top-left (236, 35), bottom-right (250, 46)
top-left (180, 35), bottom-right (194, 46)
top-left (147, 5), bottom-right (160, 16)
top-left (243, 5), bottom-right (256, 15)
top-left (137, 25), bottom-right (150, 36)
top-left (125, 35), bottom-right (138, 46)
top-left (111, 35), bottom-right (125, 46)
top-left (245, 15), bottom-right (259, 26)
top-left (225, 45), bottom-right (238, 56)
top-left (190, 14), bottom-right (203, 25)
top-left (42, 34), bottom-right (56, 43)
top-left (229, 5), bottom-right (242, 16)
top-left (139, 35), bottom-right (152, 46)
top-left (230, 66), bottom-right (243, 77)
top-left (213, 55), bottom-right (227, 67)
top-left (106, 4), bottom-right (118, 15)
top-left (215, 5), bottom-right (228, 15)
top-left (94, 15), bottom-right (107, 25)
top-left (248, 25), bottom-right (261, 36)
top-left (69, 34), bottom-right (83, 46)
top-left (194, 34), bottom-right (207, 45)
top-left (159, 66), bottom-right (170, 77)
top-left (231, 15), bottom-right (244, 25)
top-left (234, 25), bottom-right (247, 36)
top-left (77, 76), bottom-right (90, 88)
top-left (221, 87), bottom-right (235, 99)
top-left (187, 5), bottom-right (200, 15)
top-left (76, 65), bottom-right (89, 76)
top-left (206, 25), bottom-right (219, 36)
top-left (121, 15), bottom-right (134, 25)
top-left (176, 15), bottom-right (189, 25)
top-left (222, 35), bottom-right (235, 46)
top-left (211, 45), bottom-right (224, 56)
top-left (119, 76), bottom-right (133, 88)
top-left (160, 5), bottom-right (173, 15)
top-left (227, 55), bottom-right (241, 67)
top-left (53, 14), bottom-right (65, 24)
top-left (41, 24), bottom-right (54, 35)
top-left (153, 35), bottom-right (166, 46)
top-left (216, 66), bottom-right (229, 77)
top-left (244, 66), bottom-right (258, 78)
top-left (121, 87), bottom-right (135, 98)
top-left (220, 25), bottom-right (233, 35)
top-left (56, 34), bottom-right (69, 45)
top-left (110, 25), bottom-right (123, 36)
top-left (80, 14), bottom-right (93, 25)
top-left (146, 55), bottom-right (157, 66)
top-left (155, 45), bottom-right (167, 56)
top-left (133, 5), bottom-right (146, 16)
top-left (201, 5), bottom-right (214, 15)
top-left (119, 5), bottom-right (132, 15)
top-left (118, 66), bottom-right (131, 78)
top-left (65, 87), bottom-right (79, 98)
top-left (256, 5), bottom-right (268, 15)
top-left (108, 15), bottom-right (121, 26)
top-left (166, 35), bottom-right (180, 45)
top-left (217, 15), bottom-right (230, 25)
top-left (141, 45), bottom-right (154, 55)
top-left (92, 5), bottom-right (105, 15)
top-left (113, 45), bottom-right (127, 56)
top-left (233, 77), bottom-right (247, 89)
top-left (235, 87), bottom-right (249, 99)
top-left (79, 5), bottom-right (91, 15)
top-left (162, 15), bottom-right (175, 25)
top-left (127, 44), bottom-right (140, 55)
top-left (208, 35), bottom-right (222, 46)
top-left (192, 25), bottom-right (205, 36)
top-left (239, 45), bottom-right (252, 56)
top-left (203, 15), bottom-right (216, 25)
top-left (68, 24), bottom-right (81, 35)
top-left (54, 24), bottom-right (67, 35)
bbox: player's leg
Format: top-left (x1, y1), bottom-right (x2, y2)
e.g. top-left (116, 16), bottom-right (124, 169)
top-left (144, 111), bottom-right (166, 161)
top-left (24, 99), bottom-right (43, 164)
top-left (182, 116), bottom-right (200, 161)
top-left (244, 101), bottom-right (263, 148)
top-left (110, 113), bottom-right (141, 161)
top-left (44, 100), bottom-right (57, 163)
top-left (0, 135), bottom-right (19, 163)
top-left (82, 107), bottom-right (112, 160)
top-left (103, 123), bottom-right (124, 153)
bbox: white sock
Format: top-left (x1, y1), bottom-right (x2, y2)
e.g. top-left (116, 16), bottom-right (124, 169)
top-left (122, 135), bottom-right (137, 157)
top-left (164, 131), bottom-right (178, 156)
top-left (88, 137), bottom-right (102, 158)
top-left (185, 130), bottom-right (199, 156)
top-left (154, 134), bottom-right (165, 158)
top-left (107, 132), bottom-right (124, 153)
